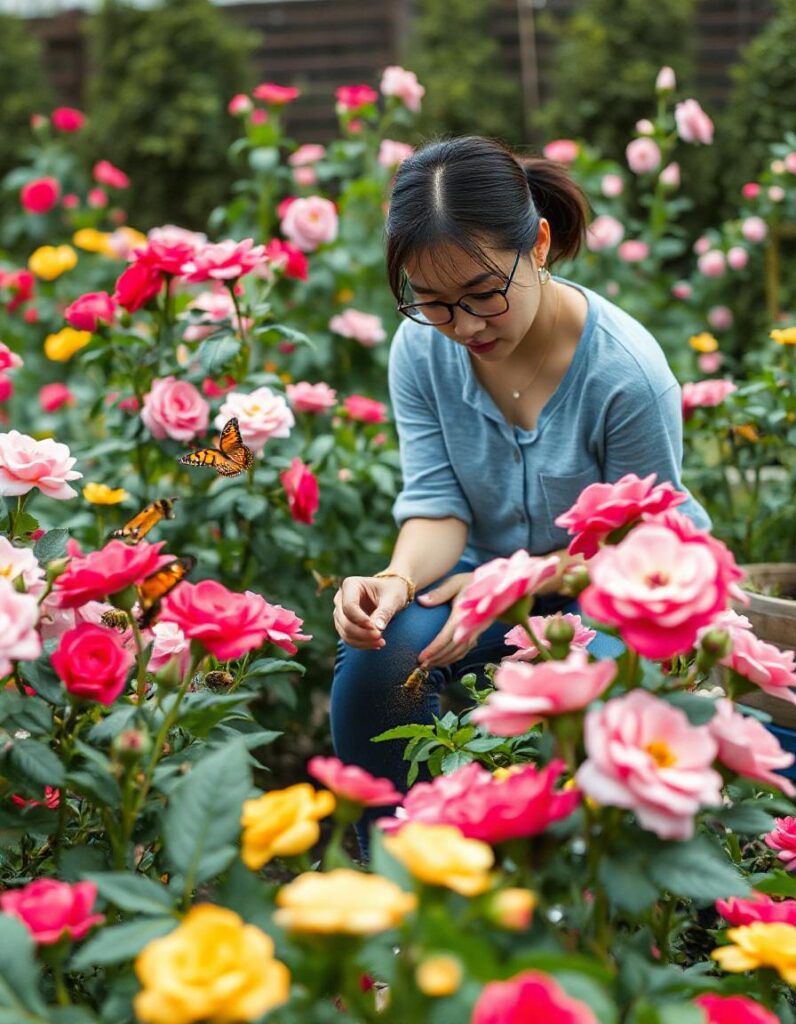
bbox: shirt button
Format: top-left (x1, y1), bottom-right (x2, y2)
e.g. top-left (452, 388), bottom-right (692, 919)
top-left (513, 449), bottom-right (522, 463)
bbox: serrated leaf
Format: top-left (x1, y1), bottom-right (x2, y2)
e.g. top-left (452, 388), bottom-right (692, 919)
top-left (84, 872), bottom-right (175, 916)
top-left (198, 334), bottom-right (240, 375)
top-left (69, 916), bottom-right (175, 970)
top-left (5, 739), bottom-right (64, 788)
top-left (33, 528), bottom-right (69, 564)
top-left (0, 691), bottom-right (52, 735)
top-left (0, 915), bottom-right (47, 1016)
top-left (441, 750), bottom-right (473, 773)
top-left (18, 659), bottom-right (67, 705)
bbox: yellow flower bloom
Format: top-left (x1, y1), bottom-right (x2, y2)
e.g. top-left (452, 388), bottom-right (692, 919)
top-left (771, 326), bottom-right (796, 345)
top-left (134, 904), bottom-right (290, 1024)
top-left (72, 228), bottom-right (113, 255)
top-left (689, 332), bottom-right (719, 353)
top-left (711, 923), bottom-right (796, 984)
top-left (83, 483), bottom-right (129, 505)
top-left (489, 887), bottom-right (537, 930)
top-left (383, 822), bottom-right (494, 896)
top-left (28, 245), bottom-right (78, 281)
top-left (240, 783), bottom-right (335, 869)
top-left (415, 955), bottom-right (463, 997)
top-left (336, 287), bottom-right (355, 303)
top-left (44, 327), bottom-right (91, 362)
top-left (274, 868), bottom-right (417, 934)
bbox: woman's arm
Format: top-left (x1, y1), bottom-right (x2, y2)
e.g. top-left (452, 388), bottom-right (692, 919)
top-left (382, 515), bottom-right (469, 592)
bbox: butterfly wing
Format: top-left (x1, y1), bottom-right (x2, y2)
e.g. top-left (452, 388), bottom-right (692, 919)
top-left (178, 447), bottom-right (242, 475)
top-left (136, 555), bottom-right (196, 628)
top-left (218, 417), bottom-right (254, 472)
top-left (112, 497), bottom-right (178, 543)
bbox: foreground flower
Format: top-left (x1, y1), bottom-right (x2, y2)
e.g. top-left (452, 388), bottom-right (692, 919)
top-left (280, 458), bottom-right (319, 525)
top-left (577, 690), bottom-right (722, 840)
top-left (709, 698), bottom-right (795, 794)
top-left (44, 326), bottom-right (91, 361)
top-left (53, 539), bottom-right (171, 607)
top-left (0, 536), bottom-right (46, 596)
top-left (51, 622), bottom-right (135, 704)
top-left (215, 387), bottom-right (294, 454)
top-left (264, 238), bottom-right (308, 280)
top-left (286, 380), bottom-right (337, 413)
top-left (384, 822), bottom-right (493, 895)
top-left (274, 869), bottom-right (416, 934)
top-left (765, 817), bottom-right (796, 870)
top-left (471, 969), bottom-right (597, 1024)
top-left (307, 755), bottom-right (402, 807)
top-left (83, 482), bottom-right (128, 504)
top-left (0, 430), bottom-right (81, 499)
top-left (720, 629), bottom-right (796, 706)
top-left (716, 892), bottom-right (796, 927)
top-left (504, 612), bottom-right (596, 660)
top-left (281, 195), bottom-right (338, 252)
top-left (114, 260), bottom-right (164, 313)
top-left (181, 238), bottom-right (267, 282)
top-left (712, 923), bottom-right (796, 983)
top-left (240, 783), bottom-right (335, 869)
top-left (695, 994), bottom-right (778, 1024)
top-left (28, 244), bottom-right (77, 281)
top-left (134, 904), bottom-right (289, 1024)
top-left (142, 376), bottom-right (210, 443)
top-left (0, 578), bottom-right (41, 675)
top-left (0, 879), bottom-right (103, 944)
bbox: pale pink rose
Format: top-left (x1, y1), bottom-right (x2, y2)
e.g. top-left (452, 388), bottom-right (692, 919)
top-left (0, 536), bottom-right (46, 597)
top-left (656, 66), bottom-right (676, 91)
top-left (741, 216), bottom-right (768, 244)
top-left (698, 250), bottom-right (726, 277)
top-left (147, 620), bottom-right (190, 676)
top-left (452, 550), bottom-right (560, 646)
top-left (586, 215), bottom-right (624, 252)
top-left (292, 166), bottom-right (316, 187)
top-left (141, 376), bottom-right (210, 443)
top-left (600, 173), bottom-right (624, 197)
top-left (698, 352), bottom-right (723, 373)
top-left (307, 756), bottom-right (402, 806)
top-left (682, 379), bottom-right (737, 416)
top-left (338, 467), bottom-right (352, 482)
top-left (286, 381), bottom-right (337, 414)
top-left (554, 472), bottom-right (686, 559)
top-left (675, 98), bottom-right (714, 144)
top-left (577, 690), bottom-right (722, 840)
top-left (626, 137), bottom-right (661, 175)
top-left (472, 651), bottom-right (616, 735)
top-left (0, 430), bottom-right (81, 500)
top-left (378, 139), bottom-right (415, 169)
top-left (504, 613), bottom-right (596, 661)
top-left (93, 160), bottom-right (129, 189)
top-left (720, 629), bottom-right (796, 707)
top-left (472, 970), bottom-right (597, 1024)
top-left (281, 196), bottom-right (338, 252)
top-left (0, 879), bottom-right (103, 945)
top-left (380, 65), bottom-right (425, 112)
top-left (542, 139), bottom-right (579, 164)
top-left (0, 343), bottom-right (23, 371)
top-left (228, 93), bottom-right (253, 116)
top-left (716, 892), bottom-right (796, 927)
top-left (181, 238), bottom-right (266, 282)
top-left (215, 386), bottom-right (294, 454)
top-left (659, 162), bottom-right (680, 188)
top-left (635, 118), bottom-right (655, 136)
top-left (288, 144), bottom-right (326, 166)
top-left (708, 698), bottom-right (795, 795)
top-left (329, 308), bottom-right (386, 346)
top-left (181, 289), bottom-right (251, 342)
top-left (53, 539), bottom-right (172, 608)
top-left (708, 305), bottom-right (733, 331)
top-left (87, 188), bottom-right (108, 209)
top-left (769, 185), bottom-right (785, 202)
top-left (343, 394), bottom-right (387, 423)
top-left (671, 281), bottom-right (692, 300)
top-left (765, 817), bottom-right (796, 870)
top-left (693, 235), bottom-right (712, 255)
top-left (39, 382), bottom-right (74, 413)
top-left (727, 246), bottom-right (749, 271)
top-left (785, 152), bottom-right (796, 175)
top-left (0, 577), bottom-right (41, 675)
top-left (742, 182), bottom-right (761, 199)
top-left (618, 240), bottom-right (649, 262)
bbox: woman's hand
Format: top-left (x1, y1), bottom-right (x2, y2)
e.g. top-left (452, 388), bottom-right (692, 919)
top-left (415, 572), bottom-right (476, 670)
top-left (333, 575), bottom-right (411, 649)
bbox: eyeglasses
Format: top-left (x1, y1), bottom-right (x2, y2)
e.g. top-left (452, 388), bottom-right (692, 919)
top-left (397, 246), bottom-right (523, 326)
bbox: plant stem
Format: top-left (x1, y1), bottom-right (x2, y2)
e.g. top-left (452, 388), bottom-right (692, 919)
top-left (128, 612), bottom-right (150, 704)
top-left (8, 492), bottom-right (29, 540)
top-left (523, 620), bottom-right (553, 661)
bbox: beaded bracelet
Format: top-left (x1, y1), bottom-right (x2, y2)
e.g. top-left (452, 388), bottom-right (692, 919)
top-left (373, 570), bottom-right (417, 606)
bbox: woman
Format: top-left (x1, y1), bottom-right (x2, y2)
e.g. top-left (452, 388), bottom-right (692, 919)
top-left (330, 135), bottom-right (709, 847)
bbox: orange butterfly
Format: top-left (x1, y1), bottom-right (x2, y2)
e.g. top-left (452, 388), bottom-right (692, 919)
top-left (177, 418), bottom-right (253, 477)
top-left (111, 497), bottom-right (178, 544)
top-left (135, 555), bottom-right (196, 629)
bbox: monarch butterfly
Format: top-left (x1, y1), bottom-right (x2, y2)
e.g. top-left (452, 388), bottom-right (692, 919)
top-left (111, 497), bottom-right (178, 544)
top-left (310, 568), bottom-right (343, 596)
top-left (135, 555), bottom-right (196, 629)
top-left (177, 418), bottom-right (253, 477)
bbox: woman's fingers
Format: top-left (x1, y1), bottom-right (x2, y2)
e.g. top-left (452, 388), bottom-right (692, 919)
top-left (333, 608), bottom-right (385, 649)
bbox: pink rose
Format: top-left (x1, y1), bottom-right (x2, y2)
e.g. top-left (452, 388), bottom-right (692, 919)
top-left (765, 817), bottom-right (796, 870)
top-left (618, 239), bottom-right (649, 262)
top-left (281, 196), bottom-right (339, 252)
top-left (0, 375), bottom-right (13, 402)
top-left (329, 308), bottom-right (386, 346)
top-left (716, 892), bottom-right (796, 928)
top-left (252, 82), bottom-right (300, 105)
top-left (0, 342), bottom-right (22, 372)
top-left (53, 539), bottom-right (172, 608)
top-left (695, 994), bottom-right (778, 1024)
top-left (147, 620), bottom-right (190, 677)
top-left (785, 152), bottom-right (796, 175)
top-left (378, 139), bottom-right (415, 169)
top-left (21, 176), bottom-right (61, 214)
top-left (586, 215), bottom-right (624, 251)
top-left (577, 690), bottom-right (722, 840)
top-left (768, 185), bottom-right (785, 202)
top-left (452, 550), bottom-right (560, 646)
top-left (600, 173), bottom-right (624, 197)
top-left (161, 582), bottom-right (311, 660)
top-left (201, 375), bottom-right (236, 398)
top-left (335, 84), bottom-right (379, 111)
top-left (51, 622), bottom-right (135, 704)
top-left (0, 535), bottom-right (45, 597)
top-left (64, 291), bottom-right (116, 332)
top-left (626, 137), bottom-right (661, 175)
top-left (471, 650), bottom-right (616, 735)
top-left (289, 144), bottom-right (326, 166)
top-left (93, 159), bottom-right (129, 189)
top-left (39, 383), bottom-right (74, 413)
top-left (675, 98), bottom-right (714, 144)
top-left (286, 381), bottom-right (337, 414)
top-left (280, 458), bottom-right (319, 525)
top-left (659, 162), bottom-right (680, 188)
top-left (142, 376), bottom-right (210, 443)
top-left (215, 386), bottom-right (294, 454)
top-left (672, 281), bottom-right (692, 300)
top-left (682, 379), bottom-right (737, 417)
top-left (741, 216), bottom-right (768, 244)
top-left (62, 193), bottom-right (80, 209)
top-left (635, 119), bottom-right (655, 135)
top-left (307, 756), bottom-right (402, 807)
top-left (542, 139), bottom-right (579, 164)
top-left (380, 66), bottom-right (425, 112)
top-left (655, 66), bottom-right (676, 92)
top-left (181, 289), bottom-right (250, 342)
top-left (709, 698), bottom-right (794, 794)
top-left (720, 629), bottom-right (796, 707)
top-left (0, 578), bottom-right (41, 675)
top-left (554, 472), bottom-right (686, 559)
top-left (727, 246), bottom-right (749, 270)
top-left (698, 352), bottom-right (723, 373)
top-left (228, 93), bottom-right (253, 116)
top-left (504, 612), bottom-right (596, 661)
top-left (181, 238), bottom-right (266, 282)
top-left (0, 268), bottom-right (34, 312)
top-left (472, 970), bottom-right (597, 1024)
top-left (343, 394), bottom-right (388, 423)
top-left (0, 430), bottom-right (81, 500)
top-left (138, 225), bottom-right (206, 274)
top-left (114, 261), bottom-right (164, 313)
top-left (698, 249), bottom-right (726, 277)
top-left (264, 238), bottom-right (309, 281)
top-left (1, 879), bottom-right (103, 944)
top-left (51, 107), bottom-right (84, 132)
top-left (742, 182), bottom-right (761, 199)
top-left (693, 236), bottom-right (711, 255)
top-left (250, 109), bottom-right (268, 125)
top-left (707, 305), bottom-right (733, 331)
top-left (292, 166), bottom-right (316, 187)
top-left (87, 188), bottom-right (108, 209)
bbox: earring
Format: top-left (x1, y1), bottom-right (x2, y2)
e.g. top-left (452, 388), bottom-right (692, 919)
top-left (538, 264), bottom-right (551, 284)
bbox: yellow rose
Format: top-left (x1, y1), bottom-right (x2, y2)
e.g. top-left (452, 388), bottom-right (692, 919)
top-left (240, 783), bottom-right (335, 869)
top-left (274, 868), bottom-right (417, 934)
top-left (771, 327), bottom-right (796, 345)
top-left (28, 245), bottom-right (78, 281)
top-left (689, 332), bottom-right (719, 353)
top-left (44, 327), bottom-right (91, 362)
top-left (73, 228), bottom-right (113, 255)
top-left (134, 904), bottom-right (290, 1024)
top-left (489, 887), bottom-right (537, 930)
top-left (711, 922), bottom-right (796, 984)
top-left (336, 287), bottom-right (355, 303)
top-left (83, 483), bottom-right (129, 505)
top-left (415, 954), bottom-right (463, 997)
top-left (383, 822), bottom-right (493, 896)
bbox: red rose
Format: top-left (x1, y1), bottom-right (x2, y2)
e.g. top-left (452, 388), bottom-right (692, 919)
top-left (20, 177), bottom-right (60, 214)
top-left (64, 291), bottom-right (117, 332)
top-left (51, 622), bottom-right (134, 704)
top-left (280, 458), bottom-right (319, 525)
top-left (114, 261), bottom-right (164, 313)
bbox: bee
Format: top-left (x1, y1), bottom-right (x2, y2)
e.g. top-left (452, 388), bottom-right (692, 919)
top-left (100, 609), bottom-right (131, 630)
top-left (402, 667), bottom-right (429, 692)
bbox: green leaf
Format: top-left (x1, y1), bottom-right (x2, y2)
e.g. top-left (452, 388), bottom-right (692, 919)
top-left (33, 528), bottom-right (69, 564)
top-left (0, 690), bottom-right (52, 735)
top-left (198, 333), bottom-right (240, 375)
top-left (368, 464), bottom-right (396, 496)
top-left (245, 657), bottom-right (305, 678)
top-left (714, 801), bottom-right (776, 834)
top-left (647, 834), bottom-right (749, 903)
top-left (18, 659), bottom-right (67, 705)
top-left (752, 870), bottom-right (796, 898)
top-left (176, 692), bottom-right (250, 737)
top-left (4, 739), bottom-right (65, 788)
top-left (372, 724), bottom-right (436, 742)
top-left (84, 872), bottom-right (175, 916)
top-left (598, 852), bottom-right (659, 915)
top-left (0, 915), bottom-right (47, 1016)
top-left (660, 691), bottom-right (717, 725)
top-left (66, 769), bottom-right (122, 809)
top-left (258, 323), bottom-right (315, 349)
top-left (69, 917), bottom-right (176, 970)
top-left (441, 750), bottom-right (474, 773)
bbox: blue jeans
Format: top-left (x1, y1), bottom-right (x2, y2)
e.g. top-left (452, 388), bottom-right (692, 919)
top-left (329, 558), bottom-right (624, 854)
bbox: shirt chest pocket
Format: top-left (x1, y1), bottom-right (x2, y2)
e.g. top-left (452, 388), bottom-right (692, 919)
top-left (539, 467), bottom-right (603, 542)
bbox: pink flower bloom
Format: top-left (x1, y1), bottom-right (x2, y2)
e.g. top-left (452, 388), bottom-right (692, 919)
top-left (87, 188), bottom-right (108, 209)
top-left (709, 698), bottom-right (794, 794)
top-left (0, 879), bottom-right (103, 945)
top-left (586, 215), bottom-right (624, 252)
top-left (742, 182), bottom-right (761, 199)
top-left (600, 173), bottom-right (624, 197)
top-left (768, 185), bottom-right (785, 202)
top-left (672, 281), bottom-right (692, 300)
top-left (307, 756), bottom-right (402, 806)
top-left (727, 246), bottom-right (749, 270)
top-left (64, 291), bottom-right (116, 332)
top-left (0, 375), bottom-right (13, 403)
top-left (147, 620), bottom-right (190, 677)
top-left (292, 166), bottom-right (316, 187)
top-left (504, 612), bottom-right (596, 661)
top-left (264, 238), bottom-right (308, 280)
top-left (0, 536), bottom-right (45, 597)
top-left (618, 239), bottom-right (649, 262)
top-left (554, 472), bottom-right (686, 559)
top-left (0, 430), bottom-right (81, 500)
top-left (577, 690), bottom-right (723, 840)
top-left (250, 109), bottom-right (268, 126)
top-left (0, 577), bottom-right (41, 675)
top-left (682, 379), bottom-right (737, 417)
top-left (215, 386), bottom-right (294, 454)
top-left (785, 152), bottom-right (796, 175)
top-left (201, 375), bottom-right (236, 399)
top-left (21, 176), bottom-right (61, 214)
top-left (343, 394), bottom-right (388, 423)
top-left (280, 458), bottom-right (319, 525)
top-left (693, 236), bottom-right (712, 255)
top-left (452, 550), bottom-right (560, 646)
top-left (695, 994), bottom-right (778, 1024)
top-left (139, 225), bottom-right (206, 274)
top-left (635, 118), bottom-right (655, 135)
top-left (708, 305), bottom-right (733, 331)
top-left (720, 629), bottom-right (796, 707)
top-left (53, 539), bottom-right (172, 608)
top-left (252, 82), bottom-right (300, 105)
top-left (472, 970), bottom-right (597, 1024)
top-left (329, 308), bottom-right (386, 346)
top-left (335, 84), bottom-right (378, 111)
top-left (39, 382), bottom-right (73, 413)
top-left (51, 107), bottom-right (84, 132)
top-left (380, 66), bottom-right (425, 112)
top-left (181, 238), bottom-right (267, 282)
top-left (141, 376), bottom-right (210, 443)
top-left (281, 196), bottom-right (339, 252)
top-left (114, 261), bottom-right (164, 313)
top-left (378, 139), bottom-right (414, 169)
top-left (181, 289), bottom-right (250, 342)
top-left (626, 137), bottom-right (661, 174)
top-left (0, 342), bottom-right (23, 372)
top-left (93, 159), bottom-right (129, 189)
top-left (741, 216), bottom-right (768, 244)
top-left (228, 93), bottom-right (253, 116)
top-left (289, 144), bottom-right (326, 166)
top-left (675, 98), bottom-right (714, 144)
top-left (765, 817), bottom-right (796, 870)
top-left (11, 786), bottom-right (60, 810)
top-left (160, 580), bottom-right (311, 660)
top-left (659, 162), bottom-right (680, 188)
top-left (471, 651), bottom-right (616, 735)
top-left (542, 139), bottom-right (579, 164)
top-left (655, 66), bottom-right (676, 92)
top-left (698, 249), bottom-right (726, 277)
top-left (716, 891), bottom-right (796, 928)
top-left (51, 622), bottom-right (135, 704)
top-left (286, 381), bottom-right (337, 414)
top-left (698, 352), bottom-right (723, 373)
top-left (0, 268), bottom-right (34, 312)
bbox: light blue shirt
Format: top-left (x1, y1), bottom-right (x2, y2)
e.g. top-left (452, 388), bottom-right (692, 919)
top-left (387, 277), bottom-right (710, 566)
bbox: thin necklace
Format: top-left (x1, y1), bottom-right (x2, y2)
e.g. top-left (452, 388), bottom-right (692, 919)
top-left (510, 282), bottom-right (562, 399)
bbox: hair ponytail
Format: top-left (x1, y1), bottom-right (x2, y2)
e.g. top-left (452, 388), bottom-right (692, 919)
top-left (517, 156), bottom-right (590, 265)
